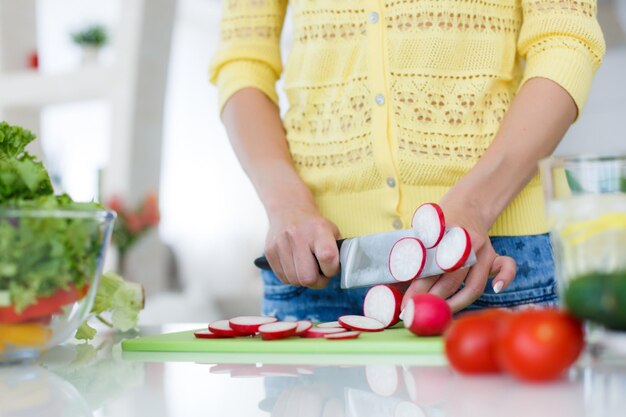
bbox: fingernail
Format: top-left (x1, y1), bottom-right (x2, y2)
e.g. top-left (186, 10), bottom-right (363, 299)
top-left (493, 281), bottom-right (504, 294)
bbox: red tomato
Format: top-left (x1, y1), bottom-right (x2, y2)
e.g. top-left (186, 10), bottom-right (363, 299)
top-left (0, 285), bottom-right (89, 324)
top-left (496, 309), bottom-right (584, 382)
top-left (444, 309), bottom-right (510, 374)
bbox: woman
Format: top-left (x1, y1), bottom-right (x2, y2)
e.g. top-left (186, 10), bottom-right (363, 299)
top-left (210, 0), bottom-right (605, 321)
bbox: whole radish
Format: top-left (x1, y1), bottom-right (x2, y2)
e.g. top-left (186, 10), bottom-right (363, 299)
top-left (403, 293), bottom-right (452, 336)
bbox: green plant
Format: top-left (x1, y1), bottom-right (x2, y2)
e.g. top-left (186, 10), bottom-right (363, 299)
top-left (71, 25), bottom-right (108, 48)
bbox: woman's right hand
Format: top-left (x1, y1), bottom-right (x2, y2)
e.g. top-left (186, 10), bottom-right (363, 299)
top-left (265, 203), bottom-right (341, 289)
top-left (221, 88), bottom-right (340, 289)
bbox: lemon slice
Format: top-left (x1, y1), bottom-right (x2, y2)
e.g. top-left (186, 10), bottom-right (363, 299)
top-left (559, 213), bottom-right (626, 246)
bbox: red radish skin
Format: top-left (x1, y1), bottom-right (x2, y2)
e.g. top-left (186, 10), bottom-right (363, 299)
top-left (403, 294), bottom-right (452, 336)
top-left (363, 285), bottom-right (403, 328)
top-left (229, 316), bottom-right (278, 334)
top-left (302, 327), bottom-right (347, 338)
top-left (324, 331), bottom-right (361, 340)
top-left (339, 315), bottom-right (386, 332)
top-left (194, 329), bottom-right (232, 339)
top-left (317, 321), bottom-right (342, 328)
top-left (209, 320), bottom-right (243, 337)
top-left (258, 321), bottom-right (298, 340)
top-left (295, 320), bottom-right (313, 335)
top-left (389, 238), bottom-right (427, 282)
top-left (435, 227), bottom-right (472, 272)
top-left (411, 203), bottom-right (446, 249)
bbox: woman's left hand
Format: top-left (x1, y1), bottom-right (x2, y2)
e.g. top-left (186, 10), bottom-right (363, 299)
top-left (401, 197), bottom-right (517, 312)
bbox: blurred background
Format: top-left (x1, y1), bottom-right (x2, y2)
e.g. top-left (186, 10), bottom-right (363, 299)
top-left (0, 0), bottom-right (624, 324)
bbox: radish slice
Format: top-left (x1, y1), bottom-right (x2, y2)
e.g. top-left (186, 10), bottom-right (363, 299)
top-left (411, 203), bottom-right (446, 249)
top-left (363, 285), bottom-right (403, 327)
top-left (388, 237), bottom-right (426, 282)
top-left (435, 226), bottom-right (472, 272)
top-left (295, 320), bottom-right (313, 336)
top-left (208, 319), bottom-right (242, 337)
top-left (366, 365), bottom-right (400, 397)
top-left (194, 329), bottom-right (232, 339)
top-left (339, 315), bottom-right (385, 332)
top-left (258, 321), bottom-right (298, 340)
top-left (229, 316), bottom-right (277, 334)
top-left (325, 331), bottom-right (361, 340)
top-left (317, 321), bottom-right (342, 328)
top-left (302, 327), bottom-right (347, 338)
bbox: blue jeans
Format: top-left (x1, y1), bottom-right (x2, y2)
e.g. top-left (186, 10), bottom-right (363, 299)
top-left (261, 234), bottom-right (558, 322)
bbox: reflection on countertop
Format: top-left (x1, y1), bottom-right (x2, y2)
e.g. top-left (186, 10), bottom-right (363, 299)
top-left (1, 326), bottom-right (625, 417)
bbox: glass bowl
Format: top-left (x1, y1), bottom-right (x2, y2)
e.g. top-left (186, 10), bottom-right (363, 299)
top-left (0, 208), bottom-right (115, 364)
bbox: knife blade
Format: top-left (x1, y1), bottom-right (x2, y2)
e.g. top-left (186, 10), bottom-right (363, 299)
top-left (253, 229), bottom-right (477, 289)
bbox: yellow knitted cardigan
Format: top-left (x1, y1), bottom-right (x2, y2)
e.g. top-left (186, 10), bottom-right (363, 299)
top-left (210, 0), bottom-right (605, 238)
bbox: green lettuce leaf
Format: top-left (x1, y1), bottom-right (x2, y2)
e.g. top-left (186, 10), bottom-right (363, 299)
top-left (0, 121), bottom-right (53, 202)
top-left (75, 272), bottom-right (145, 340)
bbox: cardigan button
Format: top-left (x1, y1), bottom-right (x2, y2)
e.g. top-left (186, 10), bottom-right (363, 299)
top-left (392, 218), bottom-right (403, 230)
top-left (375, 94), bottom-right (385, 106)
top-left (386, 177), bottom-right (396, 188)
top-left (369, 12), bottom-right (379, 24)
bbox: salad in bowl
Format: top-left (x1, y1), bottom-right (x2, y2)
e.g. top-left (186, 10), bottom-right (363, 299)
top-left (0, 122), bottom-right (142, 363)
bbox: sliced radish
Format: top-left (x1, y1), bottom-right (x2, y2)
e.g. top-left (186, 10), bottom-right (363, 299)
top-left (295, 320), bottom-right (313, 336)
top-left (411, 203), bottom-right (446, 249)
top-left (389, 237), bottom-right (426, 282)
top-left (208, 319), bottom-right (242, 337)
top-left (301, 327), bottom-right (347, 338)
top-left (339, 315), bottom-right (385, 332)
top-left (366, 365), bottom-right (401, 397)
top-left (363, 284), bottom-right (403, 328)
top-left (403, 293), bottom-right (452, 336)
top-left (194, 329), bottom-right (232, 339)
top-left (316, 321), bottom-right (342, 328)
top-left (229, 316), bottom-right (277, 334)
top-left (325, 331), bottom-right (361, 340)
top-left (435, 227), bottom-right (472, 272)
top-left (258, 321), bottom-right (298, 340)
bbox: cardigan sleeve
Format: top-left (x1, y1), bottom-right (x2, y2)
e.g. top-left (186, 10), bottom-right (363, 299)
top-left (517, 0), bottom-right (606, 118)
top-left (209, 0), bottom-right (288, 112)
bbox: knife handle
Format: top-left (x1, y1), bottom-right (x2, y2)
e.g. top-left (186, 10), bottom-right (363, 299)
top-left (254, 239), bottom-right (346, 274)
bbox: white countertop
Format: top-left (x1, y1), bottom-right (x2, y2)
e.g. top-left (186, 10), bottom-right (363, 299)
top-left (1, 324), bottom-right (625, 417)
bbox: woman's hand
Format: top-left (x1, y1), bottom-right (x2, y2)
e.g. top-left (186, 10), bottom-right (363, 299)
top-left (222, 89), bottom-right (341, 289)
top-left (402, 198), bottom-right (516, 312)
top-left (265, 202), bottom-right (341, 289)
top-left (402, 78), bottom-right (579, 312)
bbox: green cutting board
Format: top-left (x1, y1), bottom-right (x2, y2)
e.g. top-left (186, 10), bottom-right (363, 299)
top-left (122, 327), bottom-right (443, 356)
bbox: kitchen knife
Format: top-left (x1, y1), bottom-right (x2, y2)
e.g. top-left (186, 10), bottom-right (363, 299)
top-left (253, 229), bottom-right (476, 289)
